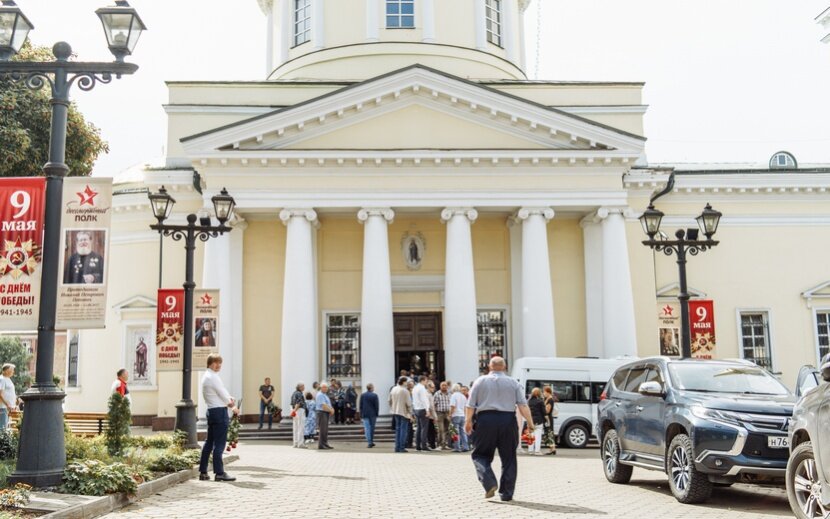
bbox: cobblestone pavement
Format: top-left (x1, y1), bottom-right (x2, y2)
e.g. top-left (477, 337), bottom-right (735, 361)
top-left (107, 442), bottom-right (793, 519)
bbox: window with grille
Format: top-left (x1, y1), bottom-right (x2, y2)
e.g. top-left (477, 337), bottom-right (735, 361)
top-left (485, 0), bottom-right (502, 47)
top-left (386, 0), bottom-right (415, 28)
top-left (293, 0), bottom-right (311, 46)
top-left (326, 314), bottom-right (361, 378)
top-left (740, 312), bottom-right (773, 371)
top-left (477, 310), bottom-right (508, 375)
top-left (816, 312), bottom-right (830, 361)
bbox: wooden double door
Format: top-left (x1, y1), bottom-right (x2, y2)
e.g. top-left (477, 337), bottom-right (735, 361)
top-left (393, 312), bottom-right (444, 381)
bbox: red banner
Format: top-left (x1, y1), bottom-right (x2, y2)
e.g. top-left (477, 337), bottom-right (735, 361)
top-left (689, 300), bottom-right (717, 359)
top-left (0, 178), bottom-right (46, 330)
top-left (156, 289), bottom-right (184, 371)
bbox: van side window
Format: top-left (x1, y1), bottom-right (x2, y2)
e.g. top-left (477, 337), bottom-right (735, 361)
top-left (574, 382), bottom-right (592, 402)
top-left (623, 366), bottom-right (648, 393)
top-left (591, 382), bottom-right (607, 403)
top-left (612, 369), bottom-right (629, 390)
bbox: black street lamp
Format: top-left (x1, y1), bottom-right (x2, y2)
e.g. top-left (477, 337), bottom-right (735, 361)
top-left (640, 203), bottom-right (723, 359)
top-left (0, 0), bottom-right (145, 487)
top-left (148, 186), bottom-right (236, 448)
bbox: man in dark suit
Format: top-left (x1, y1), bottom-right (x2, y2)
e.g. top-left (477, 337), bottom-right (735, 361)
top-left (358, 383), bottom-right (380, 448)
top-left (63, 231), bottom-right (104, 284)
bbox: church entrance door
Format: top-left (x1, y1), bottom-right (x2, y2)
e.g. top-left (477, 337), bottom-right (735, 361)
top-left (393, 312), bottom-right (444, 382)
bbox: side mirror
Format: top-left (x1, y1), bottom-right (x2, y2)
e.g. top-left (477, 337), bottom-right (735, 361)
top-left (821, 354), bottom-right (830, 383)
top-left (639, 381), bottom-right (665, 397)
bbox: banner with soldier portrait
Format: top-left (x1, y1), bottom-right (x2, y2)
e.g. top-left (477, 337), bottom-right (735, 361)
top-left (0, 177), bottom-right (46, 330)
top-left (657, 302), bottom-right (681, 357)
top-left (192, 289), bottom-right (219, 367)
top-left (55, 177), bottom-right (113, 329)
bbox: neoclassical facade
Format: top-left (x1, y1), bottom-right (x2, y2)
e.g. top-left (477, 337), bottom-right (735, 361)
top-left (60, 0), bottom-right (830, 423)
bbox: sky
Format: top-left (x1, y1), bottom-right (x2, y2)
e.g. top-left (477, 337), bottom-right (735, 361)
top-left (15, 0), bottom-right (830, 176)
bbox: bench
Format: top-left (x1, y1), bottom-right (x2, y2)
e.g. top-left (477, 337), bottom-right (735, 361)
top-left (9, 411), bottom-right (109, 437)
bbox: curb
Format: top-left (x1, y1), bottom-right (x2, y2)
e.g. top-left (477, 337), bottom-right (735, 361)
top-left (38, 454), bottom-right (239, 519)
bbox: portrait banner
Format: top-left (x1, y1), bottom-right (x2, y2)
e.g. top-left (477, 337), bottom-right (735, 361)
top-left (657, 302), bottom-right (681, 357)
top-left (0, 178), bottom-right (46, 330)
top-left (192, 289), bottom-right (219, 367)
top-left (156, 289), bottom-right (184, 372)
top-left (55, 177), bottom-right (113, 329)
top-left (689, 300), bottom-right (717, 359)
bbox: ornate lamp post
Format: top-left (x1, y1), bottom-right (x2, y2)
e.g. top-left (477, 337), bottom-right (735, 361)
top-left (148, 187), bottom-right (236, 448)
top-left (0, 0), bottom-right (145, 487)
top-left (640, 203), bottom-right (722, 359)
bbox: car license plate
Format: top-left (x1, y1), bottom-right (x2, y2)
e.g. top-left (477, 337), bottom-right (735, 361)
top-left (767, 436), bottom-right (789, 449)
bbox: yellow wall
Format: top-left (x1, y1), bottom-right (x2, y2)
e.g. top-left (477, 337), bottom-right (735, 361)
top-left (549, 218), bottom-right (588, 357)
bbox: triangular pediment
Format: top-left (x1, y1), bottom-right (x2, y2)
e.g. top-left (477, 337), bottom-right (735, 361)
top-left (803, 281), bottom-right (830, 307)
top-left (656, 283), bottom-right (707, 299)
top-left (181, 65), bottom-right (645, 160)
top-left (113, 295), bottom-right (157, 317)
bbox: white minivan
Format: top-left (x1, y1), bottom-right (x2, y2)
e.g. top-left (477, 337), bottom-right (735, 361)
top-left (510, 356), bottom-right (635, 448)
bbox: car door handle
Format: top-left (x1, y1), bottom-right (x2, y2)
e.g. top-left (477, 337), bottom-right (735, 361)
top-left (636, 406), bottom-right (644, 412)
top-left (615, 402), bottom-right (622, 407)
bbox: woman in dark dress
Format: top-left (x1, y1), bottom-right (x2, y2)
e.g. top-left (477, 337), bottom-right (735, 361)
top-left (344, 385), bottom-right (358, 424)
top-left (527, 387), bottom-right (547, 455)
top-left (543, 386), bottom-right (558, 455)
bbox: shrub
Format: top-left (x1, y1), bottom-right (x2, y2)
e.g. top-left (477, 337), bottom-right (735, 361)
top-left (147, 450), bottom-right (199, 473)
top-left (105, 393), bottom-right (131, 456)
top-left (172, 429), bottom-right (188, 450)
top-left (61, 460), bottom-right (141, 496)
top-left (0, 431), bottom-right (17, 461)
top-left (0, 483), bottom-right (30, 509)
top-left (65, 433), bottom-right (109, 463)
top-left (128, 434), bottom-right (174, 450)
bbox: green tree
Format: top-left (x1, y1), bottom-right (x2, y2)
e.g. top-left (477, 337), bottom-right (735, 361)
top-left (105, 392), bottom-right (131, 457)
top-left (0, 337), bottom-right (33, 395)
top-left (0, 41), bottom-right (109, 178)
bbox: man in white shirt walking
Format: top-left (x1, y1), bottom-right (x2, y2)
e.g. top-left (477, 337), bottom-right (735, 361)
top-left (199, 354), bottom-right (238, 482)
top-left (0, 364), bottom-right (17, 429)
top-left (412, 375), bottom-right (433, 452)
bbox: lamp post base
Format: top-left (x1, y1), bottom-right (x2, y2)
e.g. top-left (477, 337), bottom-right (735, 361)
top-left (8, 386), bottom-right (66, 488)
top-left (174, 400), bottom-right (199, 449)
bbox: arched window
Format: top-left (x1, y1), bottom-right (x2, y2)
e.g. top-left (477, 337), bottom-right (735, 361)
top-left (387, 0), bottom-right (415, 28)
top-left (294, 0), bottom-right (311, 46)
top-left (485, 0), bottom-right (503, 47)
top-left (769, 151), bottom-right (797, 169)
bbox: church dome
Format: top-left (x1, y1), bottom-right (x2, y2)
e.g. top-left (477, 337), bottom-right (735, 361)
top-left (258, 0), bottom-right (531, 81)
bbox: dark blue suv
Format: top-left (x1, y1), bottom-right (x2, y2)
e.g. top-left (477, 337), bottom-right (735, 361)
top-left (597, 357), bottom-right (795, 504)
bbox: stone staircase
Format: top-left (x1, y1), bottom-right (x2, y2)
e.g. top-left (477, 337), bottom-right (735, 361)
top-left (238, 417), bottom-right (397, 442)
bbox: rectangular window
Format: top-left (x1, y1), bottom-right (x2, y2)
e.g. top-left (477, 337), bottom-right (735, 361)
top-left (326, 314), bottom-right (361, 378)
top-left (485, 0), bottom-right (502, 47)
top-left (67, 330), bottom-right (79, 388)
top-left (477, 310), bottom-right (508, 376)
top-left (740, 312), bottom-right (773, 371)
top-left (386, 0), bottom-right (415, 28)
top-left (816, 312), bottom-right (830, 361)
top-left (293, 0), bottom-right (311, 46)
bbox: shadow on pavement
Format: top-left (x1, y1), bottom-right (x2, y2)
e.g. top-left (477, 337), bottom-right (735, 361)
top-left (633, 479), bottom-right (790, 516)
top-left (492, 500), bottom-right (605, 515)
top-left (228, 465), bottom-right (366, 482)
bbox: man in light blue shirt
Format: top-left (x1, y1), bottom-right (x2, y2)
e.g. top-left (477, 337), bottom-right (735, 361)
top-left (315, 383), bottom-right (334, 450)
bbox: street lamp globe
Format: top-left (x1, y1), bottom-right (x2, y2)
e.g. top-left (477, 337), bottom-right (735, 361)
top-left (696, 203), bottom-right (722, 240)
top-left (0, 0), bottom-right (33, 61)
top-left (211, 188), bottom-right (236, 225)
top-left (148, 186), bottom-right (176, 224)
top-left (95, 0), bottom-right (146, 62)
top-left (639, 204), bottom-right (664, 239)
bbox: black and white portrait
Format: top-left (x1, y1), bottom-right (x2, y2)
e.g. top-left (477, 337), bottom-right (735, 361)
top-left (401, 232), bottom-right (426, 271)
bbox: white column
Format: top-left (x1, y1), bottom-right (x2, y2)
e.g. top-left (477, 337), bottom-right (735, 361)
top-left (441, 208), bottom-right (480, 387)
top-left (279, 0), bottom-right (290, 64)
top-left (516, 207), bottom-right (556, 358)
top-left (502, 0), bottom-right (517, 64)
top-left (279, 209), bottom-right (319, 409)
top-left (508, 218), bottom-right (523, 362)
top-left (366, 0), bottom-right (379, 41)
top-left (598, 207), bottom-right (638, 358)
top-left (474, 0), bottom-right (487, 50)
top-left (228, 221), bottom-right (246, 405)
top-left (422, 0), bottom-right (436, 42)
top-left (518, 1), bottom-right (527, 72)
top-left (358, 208), bottom-right (395, 414)
top-left (265, 1), bottom-right (274, 76)
top-left (580, 214), bottom-right (604, 358)
top-left (312, 0), bottom-right (326, 50)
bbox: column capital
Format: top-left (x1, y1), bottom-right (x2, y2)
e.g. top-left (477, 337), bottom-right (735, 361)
top-left (595, 206), bottom-right (636, 220)
top-left (441, 207), bottom-right (478, 223)
top-left (516, 207), bottom-right (554, 222)
top-left (279, 208), bottom-right (318, 226)
top-left (358, 207), bottom-right (395, 223)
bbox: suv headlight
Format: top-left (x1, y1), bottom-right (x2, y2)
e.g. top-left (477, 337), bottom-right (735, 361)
top-left (691, 405), bottom-right (743, 426)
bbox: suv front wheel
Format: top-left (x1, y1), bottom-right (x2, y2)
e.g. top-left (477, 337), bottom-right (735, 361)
top-left (601, 429), bottom-right (632, 484)
top-left (667, 434), bottom-right (712, 504)
top-left (787, 441), bottom-right (830, 519)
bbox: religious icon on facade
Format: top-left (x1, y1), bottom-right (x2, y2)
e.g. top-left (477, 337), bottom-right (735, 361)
top-left (401, 232), bottom-right (426, 271)
top-left (126, 325), bottom-right (153, 385)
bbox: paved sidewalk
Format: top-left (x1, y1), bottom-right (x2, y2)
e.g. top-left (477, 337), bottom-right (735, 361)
top-left (106, 442), bottom-right (792, 519)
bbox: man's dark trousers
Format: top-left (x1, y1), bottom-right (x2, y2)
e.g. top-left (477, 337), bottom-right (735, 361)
top-left (199, 407), bottom-right (229, 475)
top-left (393, 415), bottom-right (408, 452)
top-left (317, 411), bottom-right (330, 448)
top-left (259, 401), bottom-right (272, 428)
top-left (471, 411), bottom-right (519, 499)
top-left (415, 409), bottom-right (429, 450)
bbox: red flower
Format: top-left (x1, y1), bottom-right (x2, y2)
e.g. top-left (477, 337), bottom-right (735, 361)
top-left (452, 435), bottom-right (459, 442)
top-left (226, 447), bottom-right (231, 452)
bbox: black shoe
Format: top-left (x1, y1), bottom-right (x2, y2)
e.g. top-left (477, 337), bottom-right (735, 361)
top-left (485, 486), bottom-right (497, 499)
top-left (215, 473), bottom-right (236, 482)
top-left (257, 425), bottom-right (263, 430)
top-left (397, 449), bottom-right (409, 453)
top-left (500, 496), bottom-right (513, 502)
top-left (199, 473), bottom-right (210, 481)
top-left (370, 443), bottom-right (376, 448)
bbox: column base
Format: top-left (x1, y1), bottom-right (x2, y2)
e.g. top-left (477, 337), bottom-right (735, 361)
top-left (9, 385), bottom-right (66, 488)
top-left (174, 400), bottom-right (199, 449)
